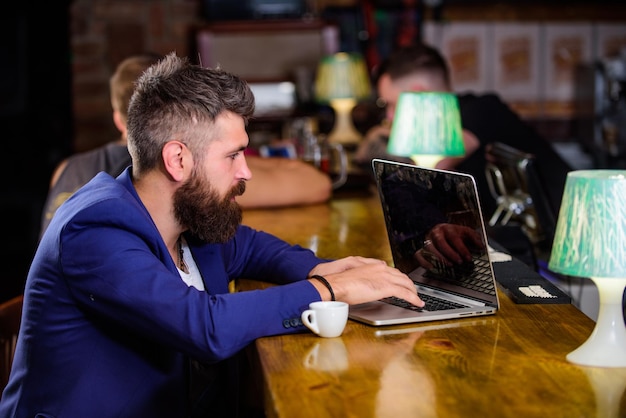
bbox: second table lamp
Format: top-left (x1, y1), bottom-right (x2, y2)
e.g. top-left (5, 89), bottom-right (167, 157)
top-left (387, 91), bottom-right (465, 168)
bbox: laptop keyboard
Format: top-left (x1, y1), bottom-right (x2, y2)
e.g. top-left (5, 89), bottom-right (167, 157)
top-left (382, 293), bottom-right (467, 312)
top-left (424, 256), bottom-right (496, 296)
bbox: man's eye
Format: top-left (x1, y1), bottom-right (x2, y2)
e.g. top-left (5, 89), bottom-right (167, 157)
top-left (376, 98), bottom-right (387, 108)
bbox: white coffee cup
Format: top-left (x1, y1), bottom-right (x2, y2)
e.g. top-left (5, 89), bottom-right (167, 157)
top-left (301, 301), bottom-right (349, 338)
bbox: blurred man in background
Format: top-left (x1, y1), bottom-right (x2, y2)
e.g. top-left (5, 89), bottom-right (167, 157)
top-left (355, 43), bottom-right (572, 220)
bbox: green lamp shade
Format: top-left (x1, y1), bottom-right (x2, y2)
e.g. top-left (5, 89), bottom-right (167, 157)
top-left (314, 52), bottom-right (372, 103)
top-left (548, 170), bottom-right (626, 278)
top-left (548, 169), bottom-right (626, 368)
top-left (387, 92), bottom-right (465, 161)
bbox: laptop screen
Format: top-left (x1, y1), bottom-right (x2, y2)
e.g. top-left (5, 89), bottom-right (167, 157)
top-left (373, 159), bottom-right (498, 306)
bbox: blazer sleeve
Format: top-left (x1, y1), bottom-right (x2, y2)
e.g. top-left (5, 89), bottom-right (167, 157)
top-left (59, 196), bottom-right (323, 363)
top-left (203, 225), bottom-right (326, 284)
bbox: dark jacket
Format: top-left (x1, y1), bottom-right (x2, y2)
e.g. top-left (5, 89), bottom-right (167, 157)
top-left (456, 93), bottom-right (572, 219)
top-left (1, 168), bottom-right (322, 417)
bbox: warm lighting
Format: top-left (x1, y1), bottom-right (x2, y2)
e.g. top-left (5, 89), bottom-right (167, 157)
top-left (314, 52), bottom-right (372, 145)
top-left (387, 92), bottom-right (465, 168)
top-left (548, 170), bottom-right (626, 368)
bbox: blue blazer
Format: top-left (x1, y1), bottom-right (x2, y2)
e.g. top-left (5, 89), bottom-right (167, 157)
top-left (0, 168), bottom-right (322, 418)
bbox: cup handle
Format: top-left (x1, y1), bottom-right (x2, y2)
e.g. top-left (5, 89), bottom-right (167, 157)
top-left (301, 309), bottom-right (320, 335)
top-left (328, 143), bottom-right (348, 190)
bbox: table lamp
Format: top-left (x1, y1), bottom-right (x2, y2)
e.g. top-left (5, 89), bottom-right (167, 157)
top-left (387, 92), bottom-right (465, 168)
top-left (314, 52), bottom-right (372, 145)
top-left (548, 170), bottom-right (626, 368)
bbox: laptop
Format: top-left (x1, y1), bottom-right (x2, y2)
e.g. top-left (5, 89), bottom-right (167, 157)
top-left (349, 159), bottom-right (500, 326)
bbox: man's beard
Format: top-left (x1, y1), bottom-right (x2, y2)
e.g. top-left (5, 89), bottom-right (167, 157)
top-left (173, 170), bottom-right (245, 243)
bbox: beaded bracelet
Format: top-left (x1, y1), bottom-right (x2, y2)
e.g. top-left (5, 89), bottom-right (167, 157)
top-left (310, 274), bottom-right (336, 301)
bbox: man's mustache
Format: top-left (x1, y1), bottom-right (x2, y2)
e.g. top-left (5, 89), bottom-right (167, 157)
top-left (229, 180), bottom-right (246, 199)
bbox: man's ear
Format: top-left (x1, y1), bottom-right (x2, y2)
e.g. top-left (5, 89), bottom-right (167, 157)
top-left (112, 110), bottom-right (126, 136)
top-left (162, 141), bottom-right (188, 182)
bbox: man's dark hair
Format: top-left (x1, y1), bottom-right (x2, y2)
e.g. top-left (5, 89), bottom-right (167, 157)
top-left (110, 53), bottom-right (162, 123)
top-left (375, 43), bottom-right (451, 86)
top-left (127, 52), bottom-right (255, 173)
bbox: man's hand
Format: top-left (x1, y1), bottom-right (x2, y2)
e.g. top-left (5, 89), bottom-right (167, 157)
top-left (308, 257), bottom-right (424, 307)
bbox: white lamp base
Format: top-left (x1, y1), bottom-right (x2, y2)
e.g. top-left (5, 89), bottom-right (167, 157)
top-left (327, 98), bottom-right (361, 145)
top-left (566, 277), bottom-right (626, 368)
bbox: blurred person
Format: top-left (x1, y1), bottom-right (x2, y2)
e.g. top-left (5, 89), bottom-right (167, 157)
top-left (354, 43), bottom-right (572, 219)
top-left (40, 54), bottom-right (161, 235)
top-left (40, 54), bottom-right (332, 235)
top-left (0, 52), bottom-right (423, 417)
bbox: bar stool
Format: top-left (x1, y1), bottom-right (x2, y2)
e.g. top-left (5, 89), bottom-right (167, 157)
top-left (0, 294), bottom-right (23, 393)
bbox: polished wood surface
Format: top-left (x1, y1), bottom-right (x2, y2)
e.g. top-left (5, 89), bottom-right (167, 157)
top-left (240, 191), bottom-right (626, 418)
top-left (244, 190), bottom-right (389, 262)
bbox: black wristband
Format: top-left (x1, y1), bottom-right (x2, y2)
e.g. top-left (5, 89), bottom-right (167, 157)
top-left (311, 274), bottom-right (335, 301)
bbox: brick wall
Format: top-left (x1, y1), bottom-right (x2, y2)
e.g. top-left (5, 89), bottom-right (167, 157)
top-left (70, 0), bottom-right (202, 152)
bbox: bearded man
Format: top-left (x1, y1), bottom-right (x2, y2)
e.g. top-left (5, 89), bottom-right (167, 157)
top-left (0, 53), bottom-right (422, 418)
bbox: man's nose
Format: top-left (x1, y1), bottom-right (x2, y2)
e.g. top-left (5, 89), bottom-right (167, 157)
top-left (239, 157), bottom-right (252, 181)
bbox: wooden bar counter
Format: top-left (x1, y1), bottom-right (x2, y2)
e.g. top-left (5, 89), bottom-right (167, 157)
top-left (239, 191), bottom-right (626, 418)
